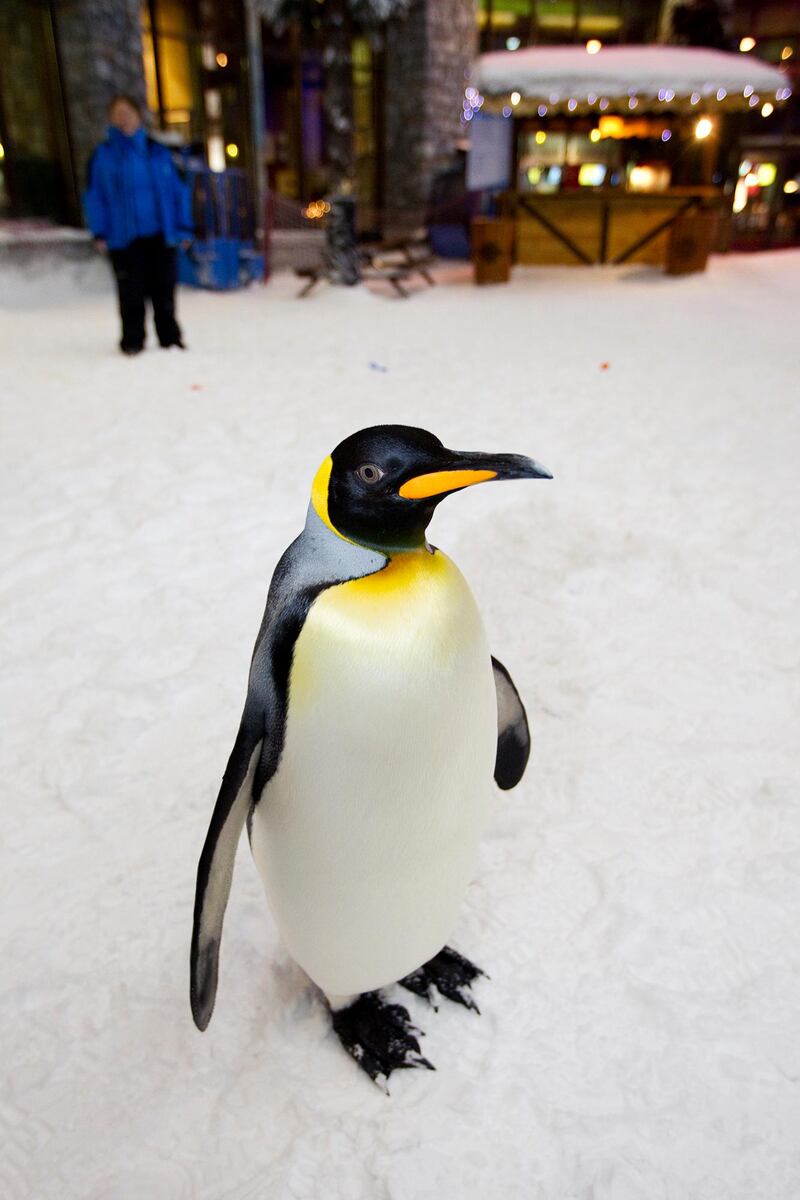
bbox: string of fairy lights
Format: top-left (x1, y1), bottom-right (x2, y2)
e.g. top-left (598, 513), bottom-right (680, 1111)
top-left (463, 81), bottom-right (793, 128)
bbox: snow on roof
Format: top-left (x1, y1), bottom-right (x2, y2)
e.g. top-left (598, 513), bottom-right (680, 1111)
top-left (473, 45), bottom-right (790, 113)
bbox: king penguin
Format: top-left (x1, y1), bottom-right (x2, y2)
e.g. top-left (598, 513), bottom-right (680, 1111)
top-left (190, 424), bottom-right (551, 1086)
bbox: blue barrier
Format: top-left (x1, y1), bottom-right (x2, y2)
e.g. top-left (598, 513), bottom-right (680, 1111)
top-left (178, 165), bottom-right (264, 290)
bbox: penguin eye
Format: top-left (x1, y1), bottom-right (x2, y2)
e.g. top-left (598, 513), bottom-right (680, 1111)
top-left (356, 463), bottom-right (385, 485)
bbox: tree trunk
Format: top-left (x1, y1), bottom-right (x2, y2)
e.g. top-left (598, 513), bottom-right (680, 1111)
top-left (322, 0), bottom-right (355, 192)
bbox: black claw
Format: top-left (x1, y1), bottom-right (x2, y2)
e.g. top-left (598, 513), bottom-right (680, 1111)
top-left (399, 945), bottom-right (487, 1013)
top-left (398, 967), bottom-right (438, 1008)
top-left (408, 1055), bottom-right (436, 1071)
top-left (331, 992), bottom-right (436, 1087)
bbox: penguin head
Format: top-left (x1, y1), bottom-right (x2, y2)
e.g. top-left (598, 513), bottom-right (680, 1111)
top-left (312, 424), bottom-right (551, 552)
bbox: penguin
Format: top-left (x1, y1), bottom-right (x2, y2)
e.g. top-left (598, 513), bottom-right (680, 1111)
top-left (190, 424), bottom-right (551, 1087)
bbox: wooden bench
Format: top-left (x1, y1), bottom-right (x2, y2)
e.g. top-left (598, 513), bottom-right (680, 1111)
top-left (294, 261), bottom-right (412, 298)
top-left (361, 233), bottom-right (436, 287)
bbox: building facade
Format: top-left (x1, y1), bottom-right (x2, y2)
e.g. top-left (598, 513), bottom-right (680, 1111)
top-left (0, 0), bottom-right (797, 237)
top-left (0, 0), bottom-right (476, 232)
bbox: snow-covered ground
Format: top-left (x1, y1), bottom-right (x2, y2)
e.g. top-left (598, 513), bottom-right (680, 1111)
top-left (2, 253), bottom-right (799, 1200)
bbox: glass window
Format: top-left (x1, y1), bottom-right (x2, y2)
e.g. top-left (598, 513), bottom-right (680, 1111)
top-left (352, 37), bottom-right (377, 212)
top-left (141, 0), bottom-right (246, 154)
top-left (577, 0), bottom-right (622, 36)
top-left (142, 28), bottom-right (160, 113)
top-left (533, 0), bottom-right (576, 38)
top-left (152, 0), bottom-right (190, 36)
top-left (158, 34), bottom-right (194, 112)
top-left (478, 0), bottom-right (535, 51)
top-left (478, 0), bottom-right (663, 46)
top-left (0, 0), bottom-right (74, 219)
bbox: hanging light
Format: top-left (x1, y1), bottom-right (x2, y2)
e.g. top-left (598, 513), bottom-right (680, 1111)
top-left (716, 88), bottom-right (726, 101)
top-left (743, 84), bottom-right (754, 98)
top-left (567, 98), bottom-right (577, 111)
top-left (538, 104), bottom-right (548, 117)
top-left (739, 36), bottom-right (756, 52)
top-left (784, 180), bottom-right (799, 194)
top-left (511, 91), bottom-right (521, 106)
top-left (506, 36), bottom-right (521, 51)
top-left (535, 131), bottom-right (547, 145)
top-left (695, 117), bottom-right (713, 140)
top-left (761, 102), bottom-right (774, 117)
top-left (690, 92), bottom-right (701, 105)
top-left (586, 39), bottom-right (602, 55)
top-left (781, 47), bottom-right (793, 60)
top-left (628, 96), bottom-right (638, 109)
top-left (589, 128), bottom-right (601, 143)
top-left (599, 98), bottom-right (609, 110)
top-left (748, 94), bottom-right (760, 107)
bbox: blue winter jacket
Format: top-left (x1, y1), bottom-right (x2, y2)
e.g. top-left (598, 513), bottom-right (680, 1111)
top-left (83, 127), bottom-right (193, 250)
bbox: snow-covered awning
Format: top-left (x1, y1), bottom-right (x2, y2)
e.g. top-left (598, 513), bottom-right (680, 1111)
top-left (472, 45), bottom-right (791, 116)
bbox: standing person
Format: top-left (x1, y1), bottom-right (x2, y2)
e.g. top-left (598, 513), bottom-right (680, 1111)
top-left (84, 95), bottom-right (193, 355)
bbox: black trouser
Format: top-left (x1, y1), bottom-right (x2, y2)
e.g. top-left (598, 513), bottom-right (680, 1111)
top-left (109, 233), bottom-right (182, 351)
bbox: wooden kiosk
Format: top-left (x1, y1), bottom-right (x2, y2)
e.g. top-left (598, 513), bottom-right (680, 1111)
top-left (469, 45), bottom-right (789, 268)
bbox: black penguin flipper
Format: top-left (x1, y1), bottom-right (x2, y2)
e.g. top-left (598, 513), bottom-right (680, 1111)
top-left (491, 656), bottom-right (531, 790)
top-left (190, 717), bottom-right (264, 1031)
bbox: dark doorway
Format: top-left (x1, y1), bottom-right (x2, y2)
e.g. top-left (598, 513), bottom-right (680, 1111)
top-left (0, 0), bottom-right (77, 223)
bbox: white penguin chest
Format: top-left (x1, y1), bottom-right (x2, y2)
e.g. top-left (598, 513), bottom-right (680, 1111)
top-left (249, 548), bottom-right (498, 996)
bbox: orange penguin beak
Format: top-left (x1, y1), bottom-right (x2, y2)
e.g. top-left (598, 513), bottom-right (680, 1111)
top-left (398, 452), bottom-right (551, 500)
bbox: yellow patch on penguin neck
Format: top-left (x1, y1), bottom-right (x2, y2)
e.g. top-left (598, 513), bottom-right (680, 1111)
top-left (311, 456), bottom-right (343, 540)
top-left (310, 455), bottom-right (427, 555)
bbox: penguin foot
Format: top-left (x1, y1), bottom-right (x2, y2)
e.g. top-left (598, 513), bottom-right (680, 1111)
top-left (331, 992), bottom-right (435, 1091)
top-left (400, 945), bottom-right (487, 1014)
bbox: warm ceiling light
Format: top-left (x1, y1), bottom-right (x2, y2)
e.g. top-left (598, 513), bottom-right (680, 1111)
top-left (586, 39), bottom-right (602, 55)
top-left (695, 117), bottom-right (713, 140)
top-left (510, 91), bottom-right (521, 106)
top-left (535, 130), bottom-right (547, 144)
top-left (761, 102), bottom-right (774, 117)
top-left (216, 52), bottom-right (228, 67)
top-left (781, 46), bottom-right (793, 60)
top-left (589, 128), bottom-right (601, 142)
top-left (225, 142), bottom-right (239, 158)
top-left (739, 36), bottom-right (756, 52)
top-left (784, 180), bottom-right (799, 194)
